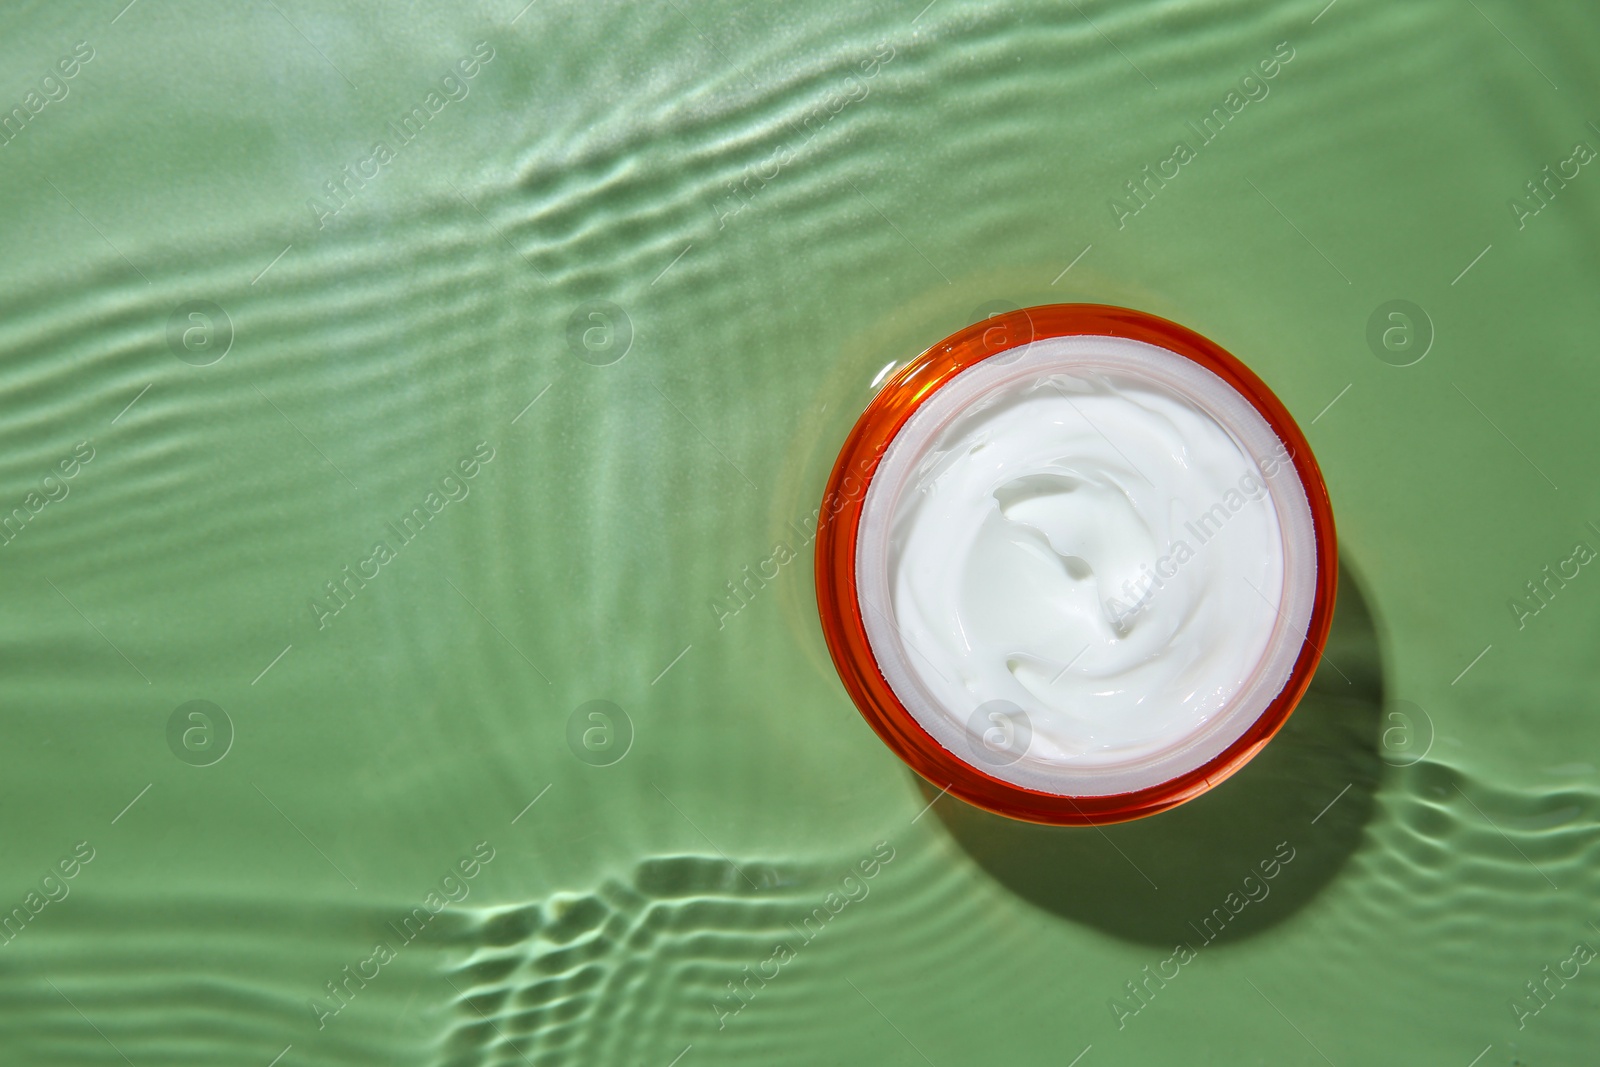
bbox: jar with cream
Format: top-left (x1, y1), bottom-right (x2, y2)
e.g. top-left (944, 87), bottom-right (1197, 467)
top-left (815, 305), bottom-right (1336, 824)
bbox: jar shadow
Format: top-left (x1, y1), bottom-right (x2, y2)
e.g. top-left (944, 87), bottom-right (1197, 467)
top-left (923, 560), bottom-right (1384, 947)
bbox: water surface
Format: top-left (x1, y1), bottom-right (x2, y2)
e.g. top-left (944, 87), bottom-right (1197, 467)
top-left (2, 0), bottom-right (1597, 1063)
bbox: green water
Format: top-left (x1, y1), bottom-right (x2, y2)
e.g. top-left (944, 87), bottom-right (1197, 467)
top-left (3, 0), bottom-right (1597, 1063)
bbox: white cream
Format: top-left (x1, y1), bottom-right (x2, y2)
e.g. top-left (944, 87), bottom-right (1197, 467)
top-left (856, 335), bottom-right (1318, 797)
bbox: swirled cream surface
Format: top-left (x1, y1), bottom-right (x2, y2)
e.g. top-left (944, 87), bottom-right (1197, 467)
top-left (856, 335), bottom-right (1316, 796)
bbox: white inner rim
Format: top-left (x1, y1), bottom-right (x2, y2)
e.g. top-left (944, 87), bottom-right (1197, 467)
top-left (855, 334), bottom-right (1318, 797)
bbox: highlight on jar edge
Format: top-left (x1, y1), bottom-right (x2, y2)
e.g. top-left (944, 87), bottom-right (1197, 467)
top-left (815, 304), bottom-right (1337, 826)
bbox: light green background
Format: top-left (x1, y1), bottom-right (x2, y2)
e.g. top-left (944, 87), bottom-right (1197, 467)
top-left (1, 0), bottom-right (1595, 1064)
